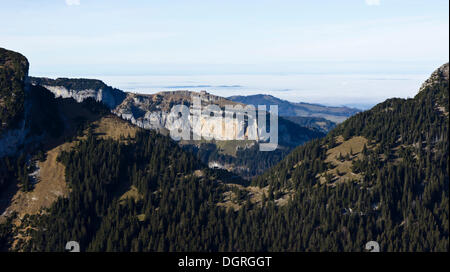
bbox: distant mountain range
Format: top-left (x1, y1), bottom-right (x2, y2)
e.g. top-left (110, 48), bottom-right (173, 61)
top-left (28, 77), bottom-right (359, 134)
top-left (228, 94), bottom-right (361, 124)
top-left (0, 55), bottom-right (326, 179)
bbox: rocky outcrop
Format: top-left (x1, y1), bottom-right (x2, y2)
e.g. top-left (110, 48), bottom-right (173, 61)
top-left (113, 91), bottom-right (255, 141)
top-left (0, 48), bottom-right (30, 156)
top-left (0, 47), bottom-right (324, 180)
top-left (113, 90), bottom-right (321, 145)
top-left (28, 76), bottom-right (267, 143)
top-left (28, 75), bottom-right (324, 148)
top-left (28, 74), bottom-right (323, 150)
top-left (419, 63), bottom-right (449, 93)
top-left (0, 48), bottom-right (29, 133)
top-left (0, 123), bottom-right (27, 156)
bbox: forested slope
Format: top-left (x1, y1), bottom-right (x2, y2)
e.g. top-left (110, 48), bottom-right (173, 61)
top-left (0, 46), bottom-right (447, 252)
top-left (9, 64), bottom-right (447, 252)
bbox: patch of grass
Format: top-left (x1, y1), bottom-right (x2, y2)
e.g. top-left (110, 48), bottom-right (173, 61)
top-left (317, 136), bottom-right (369, 185)
top-left (215, 140), bottom-right (256, 157)
top-left (92, 115), bottom-right (139, 142)
top-left (119, 186), bottom-right (142, 204)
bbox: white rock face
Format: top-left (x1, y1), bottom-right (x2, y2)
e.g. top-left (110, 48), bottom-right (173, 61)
top-left (31, 78), bottom-right (299, 150)
top-left (31, 77), bottom-right (280, 144)
top-left (208, 161), bottom-right (226, 169)
top-left (42, 85), bottom-right (120, 109)
top-left (113, 93), bottom-right (262, 141)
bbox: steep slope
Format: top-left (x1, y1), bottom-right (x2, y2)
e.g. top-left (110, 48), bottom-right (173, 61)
top-left (250, 63), bottom-right (449, 251)
top-left (0, 48), bottom-right (29, 133)
top-left (0, 49), bottom-right (69, 195)
top-left (0, 48), bottom-right (130, 223)
top-left (256, 63), bottom-right (448, 189)
top-left (14, 61), bottom-right (447, 251)
top-left (0, 48), bottom-right (30, 159)
top-left (2, 47), bottom-right (446, 252)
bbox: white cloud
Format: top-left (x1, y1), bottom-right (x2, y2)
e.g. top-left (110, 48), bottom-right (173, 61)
top-left (65, 0), bottom-right (80, 6)
top-left (365, 0), bottom-right (380, 6)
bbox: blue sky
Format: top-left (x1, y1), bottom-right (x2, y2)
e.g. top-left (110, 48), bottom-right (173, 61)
top-left (0, 0), bottom-right (448, 76)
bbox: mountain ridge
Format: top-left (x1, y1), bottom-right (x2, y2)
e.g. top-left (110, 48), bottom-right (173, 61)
top-left (228, 94), bottom-right (361, 124)
top-left (29, 77), bottom-right (127, 109)
top-left (0, 47), bottom-right (447, 252)
top-left (27, 75), bottom-right (325, 178)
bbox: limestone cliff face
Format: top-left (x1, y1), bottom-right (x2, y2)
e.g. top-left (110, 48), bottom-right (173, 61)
top-left (27, 76), bottom-right (261, 142)
top-left (28, 75), bottom-right (323, 147)
top-left (0, 48), bottom-right (323, 180)
top-left (29, 77), bottom-right (126, 109)
top-left (112, 90), bottom-right (324, 150)
top-left (113, 91), bottom-right (256, 141)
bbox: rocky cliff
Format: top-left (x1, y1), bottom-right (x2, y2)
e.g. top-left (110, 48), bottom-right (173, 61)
top-left (0, 48), bottom-right (29, 133)
top-left (27, 75), bottom-right (324, 178)
top-left (419, 63), bottom-right (449, 93)
top-left (29, 76), bottom-right (321, 149)
top-left (29, 77), bottom-right (126, 109)
top-left (0, 48), bottom-right (30, 156)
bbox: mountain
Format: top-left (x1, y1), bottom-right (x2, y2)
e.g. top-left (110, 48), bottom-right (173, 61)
top-left (0, 51), bottom-right (66, 158)
top-left (9, 62), bottom-right (446, 252)
top-left (28, 77), bottom-right (324, 178)
top-left (228, 94), bottom-right (361, 128)
top-left (0, 48), bottom-right (28, 133)
top-left (251, 63), bottom-right (448, 251)
top-left (0, 47), bottom-right (447, 252)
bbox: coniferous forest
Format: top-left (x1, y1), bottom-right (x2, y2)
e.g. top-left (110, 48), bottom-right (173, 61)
top-left (1, 63), bottom-right (446, 252)
top-left (0, 45), bottom-right (448, 252)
